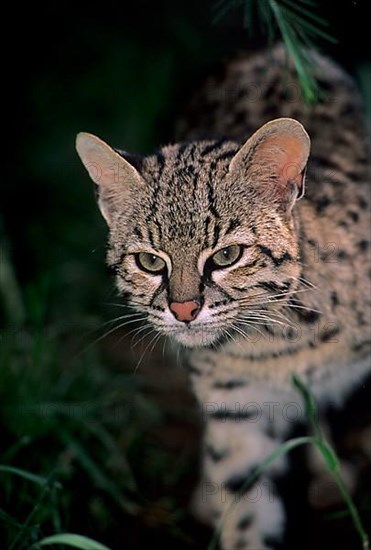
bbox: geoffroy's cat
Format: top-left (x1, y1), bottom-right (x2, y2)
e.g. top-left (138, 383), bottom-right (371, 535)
top-left (76, 45), bottom-right (370, 549)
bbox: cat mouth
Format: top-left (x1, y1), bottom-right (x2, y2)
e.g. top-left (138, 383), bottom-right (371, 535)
top-left (167, 324), bottom-right (224, 348)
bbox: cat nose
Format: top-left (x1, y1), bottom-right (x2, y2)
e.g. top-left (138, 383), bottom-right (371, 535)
top-left (169, 299), bottom-right (202, 322)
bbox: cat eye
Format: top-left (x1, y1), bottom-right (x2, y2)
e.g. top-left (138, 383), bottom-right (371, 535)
top-left (135, 252), bottom-right (166, 274)
top-left (208, 245), bottom-right (243, 270)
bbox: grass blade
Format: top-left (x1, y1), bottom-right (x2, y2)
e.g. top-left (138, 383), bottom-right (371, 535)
top-left (293, 374), bottom-right (370, 550)
top-left (59, 431), bottom-right (140, 515)
top-left (8, 472), bottom-right (57, 550)
top-left (0, 507), bottom-right (22, 528)
top-left (32, 533), bottom-right (111, 550)
top-left (0, 465), bottom-right (61, 488)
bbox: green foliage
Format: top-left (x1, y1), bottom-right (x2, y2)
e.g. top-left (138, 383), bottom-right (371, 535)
top-left (0, 276), bottom-right (196, 548)
top-left (213, 0), bottom-right (336, 103)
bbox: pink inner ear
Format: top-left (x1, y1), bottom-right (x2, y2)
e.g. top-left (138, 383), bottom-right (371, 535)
top-left (254, 134), bottom-right (306, 189)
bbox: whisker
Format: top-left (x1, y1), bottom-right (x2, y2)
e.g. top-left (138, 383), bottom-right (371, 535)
top-left (247, 286), bottom-right (313, 302)
top-left (237, 318), bottom-right (285, 331)
top-left (246, 308), bottom-right (297, 327)
top-left (284, 303), bottom-right (322, 314)
top-left (106, 322), bottom-right (150, 351)
top-left (297, 275), bottom-right (318, 290)
top-left (149, 332), bottom-right (162, 355)
top-left (237, 307), bottom-right (297, 329)
top-left (99, 314), bottom-right (147, 329)
top-left (100, 317), bottom-right (148, 334)
top-left (241, 288), bottom-right (313, 308)
top-left (130, 325), bottom-right (155, 348)
top-left (134, 331), bottom-right (162, 374)
top-left (224, 327), bottom-right (242, 348)
top-left (103, 302), bottom-right (143, 310)
top-left (233, 321), bottom-right (266, 340)
top-left (238, 313), bottom-right (293, 328)
top-left (162, 335), bottom-right (168, 359)
top-left (133, 327), bottom-right (158, 351)
top-left (76, 317), bottom-right (148, 358)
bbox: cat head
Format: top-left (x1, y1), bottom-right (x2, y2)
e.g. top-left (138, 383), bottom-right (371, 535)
top-left (76, 118), bottom-right (310, 348)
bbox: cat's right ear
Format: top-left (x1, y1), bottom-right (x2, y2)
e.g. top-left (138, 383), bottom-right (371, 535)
top-left (75, 132), bottom-right (143, 224)
top-left (228, 118), bottom-right (310, 215)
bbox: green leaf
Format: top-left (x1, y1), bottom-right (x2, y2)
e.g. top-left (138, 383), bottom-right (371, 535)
top-left (291, 373), bottom-right (319, 429)
top-left (0, 465), bottom-right (61, 489)
top-left (32, 533), bottom-right (111, 550)
top-left (316, 441), bottom-right (340, 472)
top-left (244, 436), bottom-right (315, 482)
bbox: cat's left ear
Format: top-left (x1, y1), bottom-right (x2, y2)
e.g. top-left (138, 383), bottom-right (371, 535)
top-left (75, 132), bottom-right (144, 225)
top-left (229, 118), bottom-right (310, 213)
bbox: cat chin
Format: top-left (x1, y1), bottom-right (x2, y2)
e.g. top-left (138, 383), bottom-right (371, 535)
top-left (172, 328), bottom-right (221, 348)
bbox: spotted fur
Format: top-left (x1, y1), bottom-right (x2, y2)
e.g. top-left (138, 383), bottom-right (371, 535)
top-left (76, 44), bottom-right (370, 549)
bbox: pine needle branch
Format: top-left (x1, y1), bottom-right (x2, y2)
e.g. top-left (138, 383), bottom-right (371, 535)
top-left (213, 0), bottom-right (336, 103)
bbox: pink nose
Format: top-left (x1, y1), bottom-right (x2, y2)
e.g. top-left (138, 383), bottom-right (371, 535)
top-left (169, 300), bottom-right (201, 322)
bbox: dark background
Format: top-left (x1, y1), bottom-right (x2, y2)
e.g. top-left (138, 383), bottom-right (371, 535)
top-left (0, 1), bottom-right (370, 549)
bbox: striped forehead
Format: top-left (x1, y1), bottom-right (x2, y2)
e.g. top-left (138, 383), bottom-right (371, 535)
top-left (136, 141), bottom-right (240, 249)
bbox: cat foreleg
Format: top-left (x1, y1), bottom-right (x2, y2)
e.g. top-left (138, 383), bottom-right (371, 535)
top-left (200, 398), bottom-right (292, 549)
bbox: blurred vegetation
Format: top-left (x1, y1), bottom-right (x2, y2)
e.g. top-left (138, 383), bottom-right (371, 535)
top-left (0, 277), bottom-right (204, 548)
top-left (1, 0), bottom-right (370, 548)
